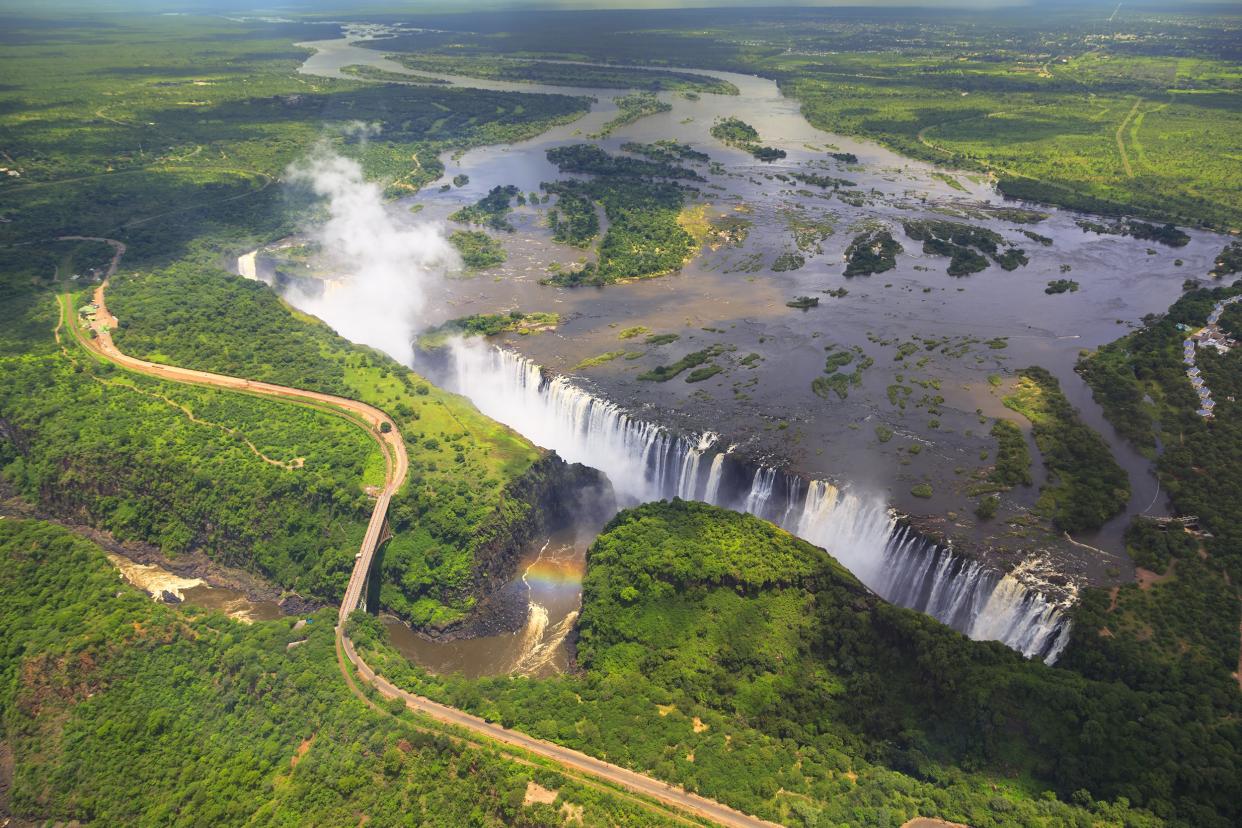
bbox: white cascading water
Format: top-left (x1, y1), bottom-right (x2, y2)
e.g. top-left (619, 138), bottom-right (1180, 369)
top-left (441, 341), bottom-right (1073, 663)
top-left (703, 451), bottom-right (727, 504)
top-left (448, 340), bottom-right (705, 503)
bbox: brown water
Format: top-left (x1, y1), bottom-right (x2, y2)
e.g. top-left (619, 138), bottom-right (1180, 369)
top-left (291, 27), bottom-right (1219, 556)
top-left (383, 529), bottom-right (586, 679)
top-left (106, 552), bottom-right (283, 623)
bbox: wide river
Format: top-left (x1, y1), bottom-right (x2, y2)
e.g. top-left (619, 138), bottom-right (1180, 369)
top-left (278, 25), bottom-right (1232, 677)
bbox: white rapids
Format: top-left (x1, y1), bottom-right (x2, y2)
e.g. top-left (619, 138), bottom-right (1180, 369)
top-left (441, 341), bottom-right (1074, 664)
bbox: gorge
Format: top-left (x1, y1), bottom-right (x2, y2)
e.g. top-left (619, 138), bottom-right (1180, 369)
top-left (435, 341), bottom-right (1073, 663)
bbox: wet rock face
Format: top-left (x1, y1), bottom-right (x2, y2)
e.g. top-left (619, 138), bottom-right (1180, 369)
top-left (425, 452), bottom-right (614, 642)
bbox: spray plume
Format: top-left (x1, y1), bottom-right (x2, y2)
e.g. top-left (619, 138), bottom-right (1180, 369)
top-left (284, 147), bottom-right (457, 364)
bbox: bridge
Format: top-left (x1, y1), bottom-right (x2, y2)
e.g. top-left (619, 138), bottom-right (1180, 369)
top-left (61, 268), bottom-right (776, 828)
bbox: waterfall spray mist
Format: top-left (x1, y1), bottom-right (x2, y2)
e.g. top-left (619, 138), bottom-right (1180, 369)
top-left (284, 146), bottom-right (458, 365)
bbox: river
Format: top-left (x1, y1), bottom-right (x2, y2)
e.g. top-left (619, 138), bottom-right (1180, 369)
top-left (273, 24), bottom-right (1233, 676)
top-left (383, 528), bottom-right (586, 678)
top-left (106, 551), bottom-right (284, 623)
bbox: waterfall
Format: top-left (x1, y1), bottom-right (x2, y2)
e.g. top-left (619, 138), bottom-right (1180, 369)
top-left (677, 432), bottom-right (718, 500)
top-left (448, 341), bottom-right (700, 504)
top-left (236, 250), bottom-right (260, 282)
top-left (703, 451), bottom-right (727, 504)
top-left (439, 341), bottom-right (1074, 663)
top-left (743, 467), bottom-right (778, 518)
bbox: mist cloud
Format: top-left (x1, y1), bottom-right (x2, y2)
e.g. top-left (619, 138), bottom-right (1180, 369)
top-left (284, 147), bottom-right (457, 365)
top-left (339, 120), bottom-right (382, 147)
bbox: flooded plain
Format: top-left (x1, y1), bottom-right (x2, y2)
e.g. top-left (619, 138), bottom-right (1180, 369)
top-left (281, 26), bottom-right (1233, 676)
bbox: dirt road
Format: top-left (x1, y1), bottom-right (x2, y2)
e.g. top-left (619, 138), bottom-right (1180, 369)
top-left (62, 267), bottom-right (777, 828)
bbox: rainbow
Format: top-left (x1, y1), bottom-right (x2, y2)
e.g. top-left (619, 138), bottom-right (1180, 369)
top-left (522, 557), bottom-right (584, 590)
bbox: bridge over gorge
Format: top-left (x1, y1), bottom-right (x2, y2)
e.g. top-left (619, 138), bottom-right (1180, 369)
top-left (59, 263), bottom-right (776, 828)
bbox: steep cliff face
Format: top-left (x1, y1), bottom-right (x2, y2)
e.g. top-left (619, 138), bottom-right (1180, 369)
top-left (475, 453), bottom-right (613, 595)
top-left (425, 452), bottom-right (614, 640)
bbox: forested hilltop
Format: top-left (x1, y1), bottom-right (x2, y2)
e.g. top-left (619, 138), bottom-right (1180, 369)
top-left (364, 4), bottom-right (1242, 230)
top-left (353, 499), bottom-right (1240, 828)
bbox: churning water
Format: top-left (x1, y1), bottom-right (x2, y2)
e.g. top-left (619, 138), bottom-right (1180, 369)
top-left (443, 340), bottom-right (1072, 663)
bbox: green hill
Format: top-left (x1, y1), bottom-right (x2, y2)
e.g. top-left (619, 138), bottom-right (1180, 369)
top-left (0, 518), bottom-right (680, 827)
top-left (357, 499), bottom-right (1240, 827)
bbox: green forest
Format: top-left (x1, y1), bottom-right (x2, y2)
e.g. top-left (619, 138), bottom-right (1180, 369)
top-left (104, 264), bottom-right (553, 629)
top-left (384, 52), bottom-right (739, 95)
top-left (709, 117), bottom-right (786, 161)
top-left (367, 6), bottom-right (1242, 229)
top-left (1077, 281), bottom-right (1242, 586)
top-left (1003, 367), bottom-right (1130, 533)
top-left (0, 519), bottom-right (685, 827)
top-left (2, 6), bottom-right (1240, 828)
top-left (0, 14), bottom-right (590, 267)
top-left (0, 230), bottom-right (547, 629)
top-left (540, 146), bottom-right (700, 286)
top-left (354, 499), bottom-right (1239, 827)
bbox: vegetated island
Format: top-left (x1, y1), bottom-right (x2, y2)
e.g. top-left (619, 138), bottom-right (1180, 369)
top-left (591, 92), bottom-right (673, 138)
top-left (844, 228), bottom-right (903, 276)
top-left (383, 52), bottom-right (739, 95)
top-left (449, 229), bottom-right (506, 270)
top-left (1003, 366), bottom-right (1129, 532)
top-left (903, 220), bottom-right (1028, 276)
top-left (710, 117), bottom-right (786, 161)
top-left (540, 145), bottom-right (702, 287)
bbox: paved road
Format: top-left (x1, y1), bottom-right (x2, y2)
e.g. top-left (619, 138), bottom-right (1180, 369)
top-left (65, 272), bottom-right (778, 828)
top-left (72, 276), bottom-right (408, 626)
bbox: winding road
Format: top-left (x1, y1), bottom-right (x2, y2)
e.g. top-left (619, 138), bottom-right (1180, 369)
top-left (61, 257), bottom-right (778, 828)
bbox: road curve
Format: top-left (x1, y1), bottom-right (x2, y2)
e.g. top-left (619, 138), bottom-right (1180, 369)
top-left (72, 277), bottom-right (407, 626)
top-left (63, 269), bottom-right (778, 828)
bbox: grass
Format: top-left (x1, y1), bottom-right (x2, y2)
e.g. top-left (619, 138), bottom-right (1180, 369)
top-left (638, 344), bottom-right (731, 382)
top-left (573, 350), bottom-right (626, 370)
top-left (675, 203), bottom-right (713, 247)
top-left (417, 312), bottom-right (559, 350)
top-left (645, 333), bottom-right (680, 346)
top-left (1003, 367), bottom-right (1128, 532)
